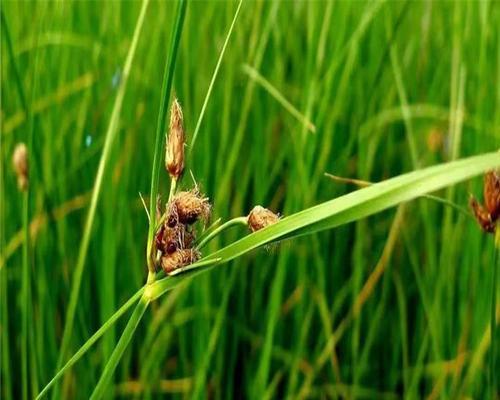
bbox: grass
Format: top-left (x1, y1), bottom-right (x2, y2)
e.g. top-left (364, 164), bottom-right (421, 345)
top-left (1, 1), bottom-right (500, 399)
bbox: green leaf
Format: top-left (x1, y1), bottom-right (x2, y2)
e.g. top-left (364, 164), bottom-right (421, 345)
top-left (149, 151), bottom-right (499, 298)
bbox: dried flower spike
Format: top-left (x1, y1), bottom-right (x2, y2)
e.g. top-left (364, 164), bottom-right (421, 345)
top-left (470, 170), bottom-right (500, 234)
top-left (156, 223), bottom-right (195, 255)
top-left (12, 143), bottom-right (28, 191)
top-left (165, 98), bottom-right (185, 180)
top-left (161, 249), bottom-right (200, 274)
top-left (484, 170), bottom-right (500, 220)
top-left (247, 205), bottom-right (279, 232)
top-left (169, 189), bottom-right (211, 226)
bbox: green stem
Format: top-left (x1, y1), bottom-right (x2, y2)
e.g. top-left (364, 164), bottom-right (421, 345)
top-left (36, 288), bottom-right (145, 400)
top-left (89, 296), bottom-right (150, 400)
top-left (147, 0), bottom-right (187, 248)
top-left (21, 191), bottom-right (29, 400)
top-left (91, 2), bottom-right (187, 397)
top-left (196, 216), bottom-right (248, 250)
top-left (53, 0), bottom-right (150, 391)
top-left (491, 227), bottom-right (499, 400)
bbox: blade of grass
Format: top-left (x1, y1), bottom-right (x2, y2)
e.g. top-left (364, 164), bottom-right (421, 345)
top-left (89, 296), bottom-right (150, 400)
top-left (90, 1), bottom-right (187, 397)
top-left (190, 0), bottom-right (244, 150)
top-left (241, 64), bottom-right (316, 134)
top-left (146, 0), bottom-right (187, 273)
top-left (148, 151), bottom-right (500, 299)
top-left (36, 288), bottom-right (145, 400)
top-left (491, 230), bottom-right (499, 399)
top-left (52, 0), bottom-right (150, 395)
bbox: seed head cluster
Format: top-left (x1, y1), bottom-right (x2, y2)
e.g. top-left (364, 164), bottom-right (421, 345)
top-left (470, 170), bottom-right (500, 234)
top-left (155, 188), bottom-right (211, 274)
top-left (247, 205), bottom-right (280, 232)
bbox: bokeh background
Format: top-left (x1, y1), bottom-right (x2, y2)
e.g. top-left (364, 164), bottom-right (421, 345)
top-left (1, 1), bottom-right (499, 399)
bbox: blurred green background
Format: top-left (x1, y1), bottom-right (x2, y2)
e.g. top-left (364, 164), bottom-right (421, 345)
top-left (1, 0), bottom-right (499, 399)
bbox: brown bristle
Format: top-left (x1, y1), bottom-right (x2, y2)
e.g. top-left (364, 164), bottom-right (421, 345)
top-left (165, 98), bottom-right (185, 180)
top-left (470, 196), bottom-right (495, 233)
top-left (484, 170), bottom-right (500, 220)
top-left (161, 249), bottom-right (201, 274)
top-left (169, 189), bottom-right (211, 226)
top-left (247, 205), bottom-right (280, 232)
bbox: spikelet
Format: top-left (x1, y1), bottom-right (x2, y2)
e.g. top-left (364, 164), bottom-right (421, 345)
top-left (484, 170), bottom-right (500, 220)
top-left (161, 249), bottom-right (201, 274)
top-left (168, 189), bottom-right (211, 226)
top-left (470, 170), bottom-right (500, 234)
top-left (12, 143), bottom-right (28, 191)
top-left (247, 206), bottom-right (280, 232)
top-left (165, 98), bottom-right (185, 180)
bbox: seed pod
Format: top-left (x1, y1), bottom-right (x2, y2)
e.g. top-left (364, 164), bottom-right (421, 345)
top-left (161, 249), bottom-right (201, 274)
top-left (12, 143), bottom-right (28, 191)
top-left (484, 170), bottom-right (500, 221)
top-left (247, 205), bottom-right (279, 232)
top-left (470, 196), bottom-right (495, 233)
top-left (165, 98), bottom-right (185, 180)
top-left (169, 189), bottom-right (211, 225)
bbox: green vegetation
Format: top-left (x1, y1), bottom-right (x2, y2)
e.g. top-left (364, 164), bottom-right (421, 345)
top-left (1, 1), bottom-right (499, 399)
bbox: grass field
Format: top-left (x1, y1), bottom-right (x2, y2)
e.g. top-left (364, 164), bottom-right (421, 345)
top-left (1, 0), bottom-right (500, 399)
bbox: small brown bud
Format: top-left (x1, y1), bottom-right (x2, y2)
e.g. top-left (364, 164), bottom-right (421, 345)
top-left (470, 170), bottom-right (500, 234)
top-left (12, 143), bottom-right (28, 191)
top-left (484, 170), bottom-right (500, 220)
top-left (247, 205), bottom-right (280, 232)
top-left (161, 249), bottom-right (201, 274)
top-left (168, 189), bottom-right (211, 226)
top-left (165, 98), bottom-right (185, 180)
top-left (470, 196), bottom-right (495, 233)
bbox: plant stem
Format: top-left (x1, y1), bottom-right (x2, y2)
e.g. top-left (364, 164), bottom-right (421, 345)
top-left (53, 0), bottom-right (150, 391)
top-left (21, 190), bottom-right (29, 400)
top-left (491, 227), bottom-right (499, 400)
top-left (196, 216), bottom-right (248, 250)
top-left (147, 0), bottom-right (187, 247)
top-left (89, 296), bottom-right (150, 400)
top-left (91, 2), bottom-right (187, 397)
top-left (36, 287), bottom-right (145, 399)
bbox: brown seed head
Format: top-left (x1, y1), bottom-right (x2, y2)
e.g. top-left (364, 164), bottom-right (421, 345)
top-left (484, 170), bottom-right (500, 221)
top-left (158, 223), bottom-right (195, 255)
top-left (161, 249), bottom-right (201, 274)
top-left (165, 98), bottom-right (185, 180)
top-left (169, 189), bottom-right (211, 225)
top-left (12, 143), bottom-right (28, 191)
top-left (469, 196), bottom-right (495, 233)
top-left (247, 205), bottom-right (280, 232)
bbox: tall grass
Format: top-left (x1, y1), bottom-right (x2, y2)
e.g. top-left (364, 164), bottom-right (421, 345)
top-left (1, 1), bottom-right (499, 399)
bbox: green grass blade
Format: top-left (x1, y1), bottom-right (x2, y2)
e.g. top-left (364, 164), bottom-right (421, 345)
top-left (89, 1), bottom-right (188, 396)
top-left (53, 0), bottom-right (150, 392)
top-left (89, 296), bottom-right (150, 400)
top-left (190, 0), bottom-right (244, 151)
top-left (148, 152), bottom-right (499, 299)
top-left (242, 64), bottom-right (316, 134)
top-left (147, 0), bottom-right (187, 247)
top-left (36, 288), bottom-right (145, 400)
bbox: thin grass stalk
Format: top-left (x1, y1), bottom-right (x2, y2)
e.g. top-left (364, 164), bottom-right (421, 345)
top-left (2, 9), bottom-right (32, 399)
top-left (21, 190), bottom-right (29, 400)
top-left (35, 287), bottom-right (144, 400)
top-left (147, 0), bottom-right (187, 274)
top-left (89, 297), bottom-right (150, 400)
top-left (91, 1), bottom-right (187, 395)
top-left (195, 216), bottom-right (248, 250)
top-left (52, 0), bottom-right (150, 396)
top-left (190, 0), bottom-right (243, 150)
top-left (491, 228), bottom-right (499, 400)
